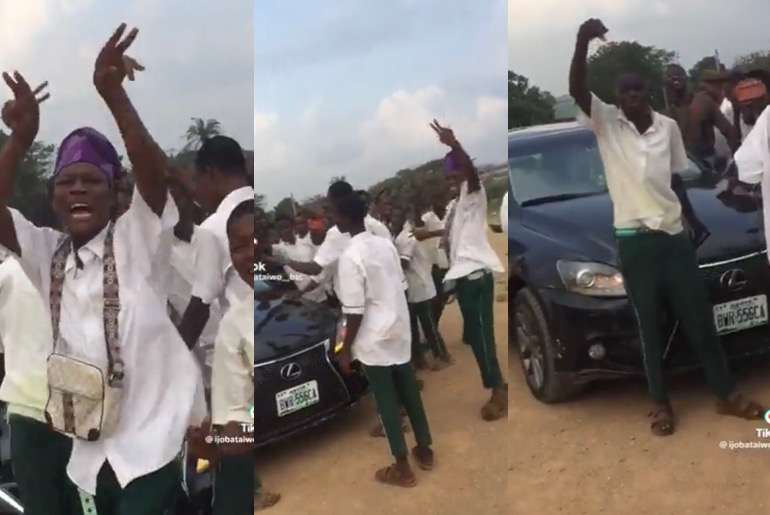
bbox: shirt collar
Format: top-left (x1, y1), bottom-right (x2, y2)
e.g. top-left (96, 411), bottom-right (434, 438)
top-left (616, 107), bottom-right (662, 134)
top-left (64, 223), bottom-right (110, 272)
top-left (216, 186), bottom-right (254, 216)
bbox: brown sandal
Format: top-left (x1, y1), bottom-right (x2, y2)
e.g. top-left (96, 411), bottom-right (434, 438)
top-left (254, 491), bottom-right (281, 511)
top-left (716, 393), bottom-right (766, 420)
top-left (375, 464), bottom-right (417, 488)
top-left (649, 403), bottom-right (675, 436)
top-left (411, 446), bottom-right (434, 471)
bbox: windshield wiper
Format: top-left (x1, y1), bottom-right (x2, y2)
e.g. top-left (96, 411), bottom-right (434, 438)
top-left (521, 191), bottom-right (606, 207)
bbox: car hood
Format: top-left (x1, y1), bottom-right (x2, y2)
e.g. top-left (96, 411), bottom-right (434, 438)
top-left (521, 180), bottom-right (764, 266)
top-left (254, 298), bottom-right (339, 363)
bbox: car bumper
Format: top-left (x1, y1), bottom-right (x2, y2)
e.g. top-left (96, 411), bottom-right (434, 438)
top-left (537, 280), bottom-right (770, 384)
top-left (254, 340), bottom-right (368, 448)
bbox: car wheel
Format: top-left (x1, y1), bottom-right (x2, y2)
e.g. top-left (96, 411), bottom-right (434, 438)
top-left (513, 288), bottom-right (584, 403)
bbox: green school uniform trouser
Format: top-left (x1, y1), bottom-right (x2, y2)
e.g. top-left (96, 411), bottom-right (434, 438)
top-left (9, 414), bottom-right (79, 515)
top-left (214, 453), bottom-right (254, 515)
top-left (615, 230), bottom-right (736, 403)
top-left (93, 459), bottom-right (179, 515)
top-left (431, 266), bottom-right (449, 323)
top-left (456, 270), bottom-right (505, 389)
top-left (363, 363), bottom-right (432, 458)
top-left (409, 300), bottom-right (449, 359)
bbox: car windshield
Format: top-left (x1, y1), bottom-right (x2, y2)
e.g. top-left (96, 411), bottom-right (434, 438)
top-left (508, 127), bottom-right (700, 205)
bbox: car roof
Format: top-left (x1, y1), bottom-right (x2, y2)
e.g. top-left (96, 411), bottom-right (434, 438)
top-left (508, 122), bottom-right (591, 152)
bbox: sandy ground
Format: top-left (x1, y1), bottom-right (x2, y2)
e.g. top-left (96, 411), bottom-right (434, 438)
top-left (507, 261), bottom-right (770, 512)
top-left (256, 230), bottom-right (509, 514)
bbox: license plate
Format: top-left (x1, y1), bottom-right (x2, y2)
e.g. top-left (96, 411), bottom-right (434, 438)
top-left (713, 295), bottom-right (768, 335)
top-left (275, 380), bottom-right (320, 417)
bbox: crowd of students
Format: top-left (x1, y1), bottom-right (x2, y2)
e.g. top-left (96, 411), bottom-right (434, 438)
top-left (0, 24), bottom-right (255, 515)
top-left (253, 119), bottom-right (507, 509)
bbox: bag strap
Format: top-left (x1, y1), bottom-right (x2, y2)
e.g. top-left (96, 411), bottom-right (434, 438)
top-left (49, 223), bottom-right (125, 388)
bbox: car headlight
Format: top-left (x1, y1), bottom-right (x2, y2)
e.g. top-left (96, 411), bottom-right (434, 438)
top-left (333, 319), bottom-right (346, 354)
top-left (556, 260), bottom-right (626, 297)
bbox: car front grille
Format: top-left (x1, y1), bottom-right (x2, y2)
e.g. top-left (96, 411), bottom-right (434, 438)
top-left (699, 251), bottom-right (770, 299)
top-left (254, 340), bottom-right (352, 443)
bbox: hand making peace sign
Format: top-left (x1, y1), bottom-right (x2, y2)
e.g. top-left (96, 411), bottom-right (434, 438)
top-left (429, 119), bottom-right (457, 148)
top-left (94, 23), bottom-right (146, 97)
top-left (1, 72), bottom-right (49, 147)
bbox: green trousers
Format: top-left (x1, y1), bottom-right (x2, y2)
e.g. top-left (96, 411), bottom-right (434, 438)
top-left (363, 363), bottom-right (432, 458)
top-left (409, 300), bottom-right (449, 360)
top-left (616, 231), bottom-right (736, 403)
top-left (214, 453), bottom-right (254, 515)
top-left (456, 271), bottom-right (505, 389)
top-left (9, 414), bottom-right (79, 515)
top-left (431, 266), bottom-right (449, 323)
top-left (93, 459), bottom-right (179, 515)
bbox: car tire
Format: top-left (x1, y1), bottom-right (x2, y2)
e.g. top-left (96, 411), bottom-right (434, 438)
top-left (513, 288), bottom-right (584, 403)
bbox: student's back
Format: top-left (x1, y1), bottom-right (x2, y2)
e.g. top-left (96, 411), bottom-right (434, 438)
top-left (339, 232), bottom-right (410, 364)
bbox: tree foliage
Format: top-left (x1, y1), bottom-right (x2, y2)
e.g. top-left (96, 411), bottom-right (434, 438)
top-left (508, 71), bottom-right (555, 129)
top-left (184, 117), bottom-right (222, 150)
top-left (688, 55), bottom-right (724, 84)
top-left (734, 50), bottom-right (770, 72)
top-left (586, 41), bottom-right (678, 111)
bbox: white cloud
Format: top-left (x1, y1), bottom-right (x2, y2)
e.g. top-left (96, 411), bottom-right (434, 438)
top-left (0, 1), bottom-right (252, 157)
top-left (255, 86), bottom-right (506, 204)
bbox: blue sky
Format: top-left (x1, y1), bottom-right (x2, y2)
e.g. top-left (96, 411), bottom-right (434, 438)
top-left (510, 0), bottom-right (770, 95)
top-left (0, 0), bottom-right (252, 157)
top-left (255, 0), bottom-right (507, 205)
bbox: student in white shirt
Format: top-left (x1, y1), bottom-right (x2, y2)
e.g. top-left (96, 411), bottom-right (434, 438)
top-left (0, 26), bottom-right (207, 513)
top-left (569, 18), bottom-right (765, 436)
top-left (179, 135), bottom-right (254, 349)
top-left (391, 207), bottom-right (452, 370)
top-left (421, 193), bottom-right (451, 324)
top-left (210, 201), bottom-right (267, 513)
top-left (293, 208), bottom-right (312, 247)
top-left (414, 120), bottom-right (507, 422)
top-left (0, 254), bottom-right (79, 515)
top-left (273, 213), bottom-right (327, 303)
top-left (335, 191), bottom-right (435, 488)
top-left (736, 103), bottom-right (770, 238)
top-left (278, 182), bottom-right (390, 300)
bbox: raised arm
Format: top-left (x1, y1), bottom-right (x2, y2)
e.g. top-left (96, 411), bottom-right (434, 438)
top-left (569, 19), bottom-right (608, 117)
top-left (94, 24), bottom-right (167, 216)
top-left (0, 73), bottom-right (49, 255)
top-left (429, 119), bottom-right (481, 192)
top-left (708, 98), bottom-right (739, 153)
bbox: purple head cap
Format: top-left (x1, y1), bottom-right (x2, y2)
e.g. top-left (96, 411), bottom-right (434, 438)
top-left (54, 127), bottom-right (121, 180)
top-left (444, 151), bottom-right (458, 174)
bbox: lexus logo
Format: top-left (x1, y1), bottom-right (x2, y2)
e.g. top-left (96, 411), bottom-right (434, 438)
top-left (279, 362), bottom-right (302, 381)
top-left (720, 269), bottom-right (748, 292)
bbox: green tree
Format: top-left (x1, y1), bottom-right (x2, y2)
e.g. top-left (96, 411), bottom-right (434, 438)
top-left (734, 50), bottom-right (770, 71)
top-left (254, 193), bottom-right (267, 210)
top-left (184, 117), bottom-right (222, 150)
top-left (586, 41), bottom-right (678, 111)
top-left (508, 71), bottom-right (555, 129)
top-left (0, 131), bottom-right (56, 217)
top-left (329, 175), bottom-right (346, 185)
top-left (688, 55), bottom-right (724, 84)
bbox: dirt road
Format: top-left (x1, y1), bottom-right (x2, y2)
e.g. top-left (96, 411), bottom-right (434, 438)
top-left (508, 273), bottom-right (770, 511)
top-left (257, 231), bottom-right (509, 514)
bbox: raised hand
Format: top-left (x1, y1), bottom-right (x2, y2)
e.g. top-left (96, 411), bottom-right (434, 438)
top-left (94, 23), bottom-right (141, 96)
top-left (577, 18), bottom-right (608, 44)
top-left (1, 72), bottom-right (49, 147)
top-left (429, 119), bottom-right (457, 147)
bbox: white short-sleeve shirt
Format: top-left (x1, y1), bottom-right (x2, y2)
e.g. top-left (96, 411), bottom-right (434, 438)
top-left (8, 188), bottom-right (207, 495)
top-left (0, 255), bottom-right (51, 422)
top-left (337, 232), bottom-right (410, 367)
top-left (394, 228), bottom-right (435, 303)
top-left (191, 186), bottom-right (254, 311)
top-left (575, 93), bottom-right (688, 234)
top-left (211, 295), bottom-right (253, 425)
top-left (313, 215), bottom-right (390, 295)
top-left (444, 183), bottom-right (505, 282)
